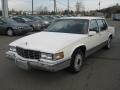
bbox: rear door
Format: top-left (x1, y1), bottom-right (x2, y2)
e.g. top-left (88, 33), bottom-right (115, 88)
top-left (86, 19), bottom-right (101, 50)
top-left (97, 19), bottom-right (109, 43)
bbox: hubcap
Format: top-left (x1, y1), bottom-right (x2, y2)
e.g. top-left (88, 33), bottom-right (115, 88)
top-left (74, 54), bottom-right (82, 71)
top-left (31, 27), bottom-right (34, 31)
top-left (108, 38), bottom-right (111, 48)
top-left (7, 29), bottom-right (13, 36)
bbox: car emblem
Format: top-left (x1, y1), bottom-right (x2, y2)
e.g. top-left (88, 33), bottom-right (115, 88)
top-left (25, 42), bottom-right (28, 46)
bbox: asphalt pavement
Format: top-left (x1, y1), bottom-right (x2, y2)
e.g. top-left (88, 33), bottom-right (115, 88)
top-left (0, 20), bottom-right (120, 90)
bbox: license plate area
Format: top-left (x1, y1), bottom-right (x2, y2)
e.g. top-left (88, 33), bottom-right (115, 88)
top-left (15, 58), bottom-right (29, 70)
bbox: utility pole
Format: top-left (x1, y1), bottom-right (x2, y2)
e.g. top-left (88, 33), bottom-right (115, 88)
top-left (99, 0), bottom-right (101, 11)
top-left (1, 0), bottom-right (8, 17)
top-left (32, 0), bottom-right (34, 15)
top-left (68, 0), bottom-right (69, 14)
top-left (54, 0), bottom-right (57, 14)
top-left (50, 0), bottom-right (57, 14)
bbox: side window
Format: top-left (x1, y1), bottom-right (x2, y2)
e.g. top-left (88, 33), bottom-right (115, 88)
top-left (97, 19), bottom-right (108, 31)
top-left (89, 20), bottom-right (99, 33)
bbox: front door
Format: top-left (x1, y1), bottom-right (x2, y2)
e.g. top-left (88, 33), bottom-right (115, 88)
top-left (0, 19), bottom-right (6, 34)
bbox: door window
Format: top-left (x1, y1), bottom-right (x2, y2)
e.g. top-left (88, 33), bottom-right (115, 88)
top-left (97, 19), bottom-right (108, 31)
top-left (89, 20), bottom-right (99, 33)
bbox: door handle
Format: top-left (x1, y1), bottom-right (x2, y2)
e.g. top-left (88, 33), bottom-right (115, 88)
top-left (89, 34), bottom-right (94, 37)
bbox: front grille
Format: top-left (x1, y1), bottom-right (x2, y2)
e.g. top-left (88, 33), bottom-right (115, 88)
top-left (18, 27), bottom-right (24, 29)
top-left (16, 47), bottom-right (40, 59)
top-left (24, 26), bottom-right (29, 29)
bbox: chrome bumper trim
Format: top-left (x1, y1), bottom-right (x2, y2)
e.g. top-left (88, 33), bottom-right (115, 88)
top-left (6, 51), bottom-right (71, 72)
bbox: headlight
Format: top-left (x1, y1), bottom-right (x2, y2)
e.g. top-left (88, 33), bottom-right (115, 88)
top-left (9, 46), bottom-right (16, 52)
top-left (16, 27), bottom-right (23, 29)
top-left (33, 24), bottom-right (41, 27)
top-left (41, 52), bottom-right (64, 60)
top-left (32, 24), bottom-right (36, 27)
top-left (43, 21), bottom-right (49, 24)
top-left (37, 24), bottom-right (41, 27)
top-left (13, 26), bottom-right (22, 30)
top-left (41, 53), bottom-right (53, 60)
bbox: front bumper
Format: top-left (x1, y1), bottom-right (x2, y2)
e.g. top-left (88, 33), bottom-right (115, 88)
top-left (6, 51), bottom-right (71, 72)
top-left (41, 24), bottom-right (49, 28)
top-left (14, 28), bottom-right (32, 35)
top-left (32, 26), bottom-right (42, 31)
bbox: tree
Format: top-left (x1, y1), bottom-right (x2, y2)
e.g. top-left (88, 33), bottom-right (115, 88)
top-left (36, 6), bottom-right (49, 15)
top-left (36, 6), bottom-right (43, 14)
top-left (116, 3), bottom-right (119, 6)
top-left (76, 1), bottom-right (84, 15)
top-left (43, 6), bottom-right (49, 14)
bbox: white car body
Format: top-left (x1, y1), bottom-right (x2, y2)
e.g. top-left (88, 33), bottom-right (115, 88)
top-left (6, 17), bottom-right (115, 72)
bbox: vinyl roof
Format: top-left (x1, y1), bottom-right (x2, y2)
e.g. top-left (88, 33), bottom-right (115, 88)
top-left (60, 16), bottom-right (104, 20)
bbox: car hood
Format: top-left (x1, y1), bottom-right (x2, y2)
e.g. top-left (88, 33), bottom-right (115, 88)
top-left (11, 23), bottom-right (29, 27)
top-left (27, 21), bottom-right (41, 25)
top-left (10, 32), bottom-right (87, 53)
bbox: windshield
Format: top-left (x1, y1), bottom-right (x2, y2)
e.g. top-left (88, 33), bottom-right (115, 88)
top-left (46, 19), bottom-right (89, 34)
top-left (22, 18), bottom-right (33, 22)
top-left (34, 16), bottom-right (42, 20)
top-left (40, 16), bottom-right (49, 21)
top-left (2, 18), bottom-right (17, 24)
top-left (24, 16), bottom-right (39, 21)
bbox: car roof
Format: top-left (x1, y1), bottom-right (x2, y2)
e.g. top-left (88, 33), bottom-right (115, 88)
top-left (60, 16), bottom-right (104, 20)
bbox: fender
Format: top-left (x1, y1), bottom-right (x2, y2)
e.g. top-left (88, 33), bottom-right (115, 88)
top-left (70, 44), bottom-right (86, 57)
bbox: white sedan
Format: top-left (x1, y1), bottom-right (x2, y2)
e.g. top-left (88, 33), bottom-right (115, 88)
top-left (6, 17), bottom-right (115, 73)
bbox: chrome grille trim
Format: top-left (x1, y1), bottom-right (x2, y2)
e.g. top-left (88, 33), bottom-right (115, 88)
top-left (16, 47), bottom-right (40, 59)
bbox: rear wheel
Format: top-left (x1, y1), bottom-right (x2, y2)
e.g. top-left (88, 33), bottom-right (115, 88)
top-left (7, 29), bottom-right (14, 36)
top-left (30, 26), bottom-right (34, 32)
top-left (104, 37), bottom-right (112, 49)
top-left (69, 50), bottom-right (84, 73)
top-left (31, 27), bottom-right (34, 32)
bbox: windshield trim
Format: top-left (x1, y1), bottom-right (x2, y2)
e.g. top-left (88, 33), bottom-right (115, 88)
top-left (46, 19), bottom-right (89, 34)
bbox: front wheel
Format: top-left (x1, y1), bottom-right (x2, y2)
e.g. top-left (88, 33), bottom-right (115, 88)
top-left (7, 29), bottom-right (14, 36)
top-left (69, 50), bottom-right (84, 73)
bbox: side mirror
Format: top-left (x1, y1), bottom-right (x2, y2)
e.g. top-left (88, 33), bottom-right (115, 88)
top-left (89, 31), bottom-right (97, 36)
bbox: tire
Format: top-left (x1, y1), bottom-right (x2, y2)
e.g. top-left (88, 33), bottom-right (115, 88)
top-left (30, 26), bottom-right (34, 32)
top-left (104, 37), bottom-right (112, 49)
top-left (7, 29), bottom-right (14, 36)
top-left (31, 27), bottom-right (34, 32)
top-left (69, 50), bottom-right (84, 73)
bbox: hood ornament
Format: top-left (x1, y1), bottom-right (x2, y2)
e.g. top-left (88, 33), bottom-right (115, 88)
top-left (25, 42), bottom-right (28, 46)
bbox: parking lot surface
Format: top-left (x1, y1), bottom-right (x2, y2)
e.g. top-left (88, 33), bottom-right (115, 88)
top-left (0, 20), bottom-right (120, 90)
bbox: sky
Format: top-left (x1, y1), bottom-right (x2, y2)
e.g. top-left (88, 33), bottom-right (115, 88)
top-left (0, 0), bottom-right (120, 11)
